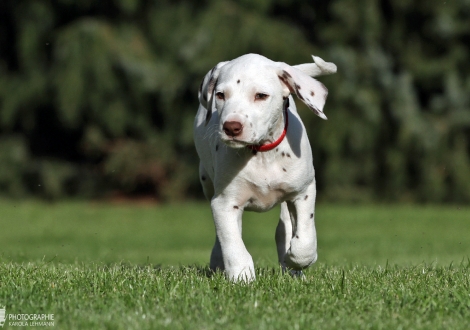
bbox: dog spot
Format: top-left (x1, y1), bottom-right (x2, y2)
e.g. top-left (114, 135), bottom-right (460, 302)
top-left (210, 66), bottom-right (216, 76)
top-left (304, 195), bottom-right (308, 200)
top-left (283, 168), bottom-right (286, 172)
top-left (276, 148), bottom-right (279, 152)
top-left (282, 70), bottom-right (292, 78)
top-left (310, 213), bottom-right (314, 219)
top-left (295, 83), bottom-right (301, 90)
top-left (249, 198), bottom-right (254, 203)
top-left (216, 144), bottom-right (219, 151)
top-left (199, 80), bottom-right (203, 94)
top-left (296, 235), bottom-right (299, 239)
top-left (282, 152), bottom-right (285, 157)
top-left (208, 76), bottom-right (215, 88)
top-left (233, 205), bottom-right (239, 209)
top-left (311, 105), bottom-right (322, 116)
top-left (279, 76), bottom-right (291, 91)
top-left (237, 79), bottom-right (240, 84)
top-left (287, 153), bottom-right (291, 158)
top-left (310, 91), bottom-right (315, 96)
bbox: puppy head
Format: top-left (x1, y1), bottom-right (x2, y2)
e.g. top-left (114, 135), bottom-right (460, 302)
top-left (199, 54), bottom-right (334, 148)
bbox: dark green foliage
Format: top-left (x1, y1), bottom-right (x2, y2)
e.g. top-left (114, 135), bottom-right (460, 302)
top-left (0, 0), bottom-right (469, 201)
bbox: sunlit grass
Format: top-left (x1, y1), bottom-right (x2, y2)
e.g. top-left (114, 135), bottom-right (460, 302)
top-left (1, 201), bottom-right (469, 329)
top-left (1, 201), bottom-right (469, 266)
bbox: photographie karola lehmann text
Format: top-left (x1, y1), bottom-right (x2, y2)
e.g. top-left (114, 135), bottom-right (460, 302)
top-left (2, 313), bottom-right (55, 327)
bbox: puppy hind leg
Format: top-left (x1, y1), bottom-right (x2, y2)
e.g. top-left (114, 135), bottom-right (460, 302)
top-left (198, 162), bottom-right (222, 271)
top-left (275, 202), bottom-right (292, 271)
top-left (210, 236), bottom-right (225, 272)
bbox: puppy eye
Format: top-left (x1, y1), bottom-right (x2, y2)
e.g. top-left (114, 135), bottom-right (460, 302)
top-left (216, 92), bottom-right (225, 100)
top-left (255, 93), bottom-right (269, 101)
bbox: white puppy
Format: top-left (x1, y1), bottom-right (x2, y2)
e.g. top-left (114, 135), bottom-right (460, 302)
top-left (193, 54), bottom-right (336, 281)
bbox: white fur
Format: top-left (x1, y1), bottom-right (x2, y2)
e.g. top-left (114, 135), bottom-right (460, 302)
top-left (194, 54), bottom-right (336, 281)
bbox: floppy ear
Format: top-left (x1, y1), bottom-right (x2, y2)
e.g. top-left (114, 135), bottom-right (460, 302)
top-left (198, 61), bottom-right (228, 125)
top-left (276, 60), bottom-right (330, 120)
top-left (294, 55), bottom-right (337, 78)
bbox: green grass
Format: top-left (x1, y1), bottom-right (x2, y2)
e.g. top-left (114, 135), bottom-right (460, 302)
top-left (0, 201), bottom-right (469, 329)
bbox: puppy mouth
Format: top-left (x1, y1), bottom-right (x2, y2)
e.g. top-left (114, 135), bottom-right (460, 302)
top-left (221, 137), bottom-right (250, 148)
top-left (220, 134), bottom-right (259, 149)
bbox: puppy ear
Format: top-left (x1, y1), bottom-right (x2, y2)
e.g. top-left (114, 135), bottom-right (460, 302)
top-left (294, 55), bottom-right (337, 78)
top-left (276, 61), bottom-right (330, 120)
top-left (198, 61), bottom-right (228, 125)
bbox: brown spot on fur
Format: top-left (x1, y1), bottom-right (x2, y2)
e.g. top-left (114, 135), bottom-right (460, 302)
top-left (207, 77), bottom-right (218, 101)
top-left (199, 80), bottom-right (203, 93)
top-left (233, 205), bottom-right (239, 209)
top-left (310, 91), bottom-right (315, 96)
top-left (296, 235), bottom-right (299, 239)
top-left (310, 213), bottom-right (314, 219)
top-left (282, 152), bottom-right (285, 157)
top-left (295, 83), bottom-right (301, 90)
top-left (287, 153), bottom-right (291, 158)
top-left (282, 70), bottom-right (292, 78)
top-left (283, 168), bottom-right (286, 172)
top-left (304, 195), bottom-right (308, 200)
top-left (237, 79), bottom-right (240, 83)
top-left (210, 66), bottom-right (216, 75)
top-left (276, 148), bottom-right (279, 152)
top-left (279, 76), bottom-right (295, 94)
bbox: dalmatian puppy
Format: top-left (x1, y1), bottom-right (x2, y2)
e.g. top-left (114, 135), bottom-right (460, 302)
top-left (194, 53), bottom-right (336, 281)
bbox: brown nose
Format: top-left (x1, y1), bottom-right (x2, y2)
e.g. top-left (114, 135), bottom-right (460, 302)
top-left (223, 121), bottom-right (243, 137)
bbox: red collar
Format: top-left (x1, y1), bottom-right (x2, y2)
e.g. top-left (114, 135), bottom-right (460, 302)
top-left (247, 99), bottom-right (289, 154)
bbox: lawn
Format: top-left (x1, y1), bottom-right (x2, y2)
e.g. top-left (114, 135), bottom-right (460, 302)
top-left (0, 201), bottom-right (469, 329)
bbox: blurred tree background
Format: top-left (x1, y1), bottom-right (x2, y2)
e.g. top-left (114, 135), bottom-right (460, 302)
top-left (0, 0), bottom-right (469, 203)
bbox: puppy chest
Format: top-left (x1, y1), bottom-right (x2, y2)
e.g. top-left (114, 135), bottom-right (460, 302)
top-left (236, 175), bottom-right (296, 211)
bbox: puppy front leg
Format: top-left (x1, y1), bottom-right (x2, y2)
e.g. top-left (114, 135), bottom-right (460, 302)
top-left (211, 196), bottom-right (255, 282)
